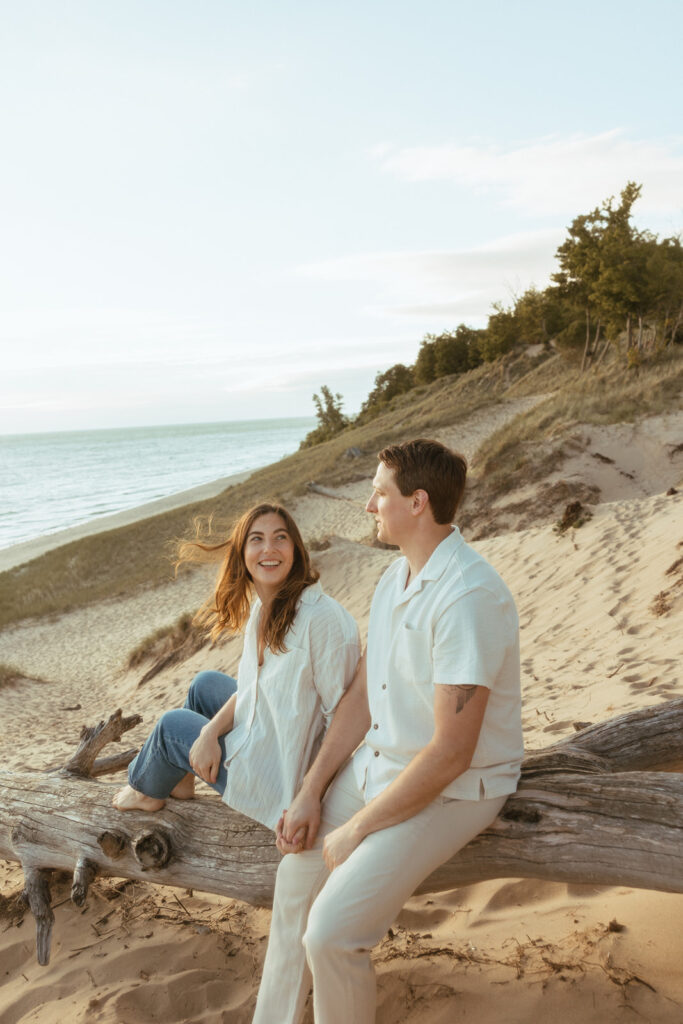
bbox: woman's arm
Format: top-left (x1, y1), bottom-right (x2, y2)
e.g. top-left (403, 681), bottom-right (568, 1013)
top-left (189, 692), bottom-right (237, 784)
top-left (277, 651), bottom-right (370, 851)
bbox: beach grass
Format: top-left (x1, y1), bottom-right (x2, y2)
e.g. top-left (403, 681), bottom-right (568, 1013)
top-left (474, 346), bottom-right (683, 496)
top-left (1, 345), bottom-right (681, 630)
top-left (0, 663), bottom-right (45, 688)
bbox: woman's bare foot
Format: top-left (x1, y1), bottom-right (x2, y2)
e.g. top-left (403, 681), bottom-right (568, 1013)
top-left (112, 784), bottom-right (166, 812)
top-left (170, 772), bottom-right (196, 800)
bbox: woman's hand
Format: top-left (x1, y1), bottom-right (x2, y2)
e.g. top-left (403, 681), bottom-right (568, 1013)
top-left (275, 813), bottom-right (307, 855)
top-left (322, 818), bottom-right (365, 871)
top-left (277, 787), bottom-right (322, 853)
top-left (189, 727), bottom-right (223, 785)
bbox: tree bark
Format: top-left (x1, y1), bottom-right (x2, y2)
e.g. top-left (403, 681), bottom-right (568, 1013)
top-left (581, 307), bottom-right (592, 372)
top-left (2, 700), bottom-right (682, 964)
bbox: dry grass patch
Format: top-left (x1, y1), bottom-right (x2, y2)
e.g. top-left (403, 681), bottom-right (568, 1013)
top-left (0, 663), bottom-right (46, 689)
top-left (651, 591), bottom-right (672, 616)
top-left (0, 349), bottom-right (550, 629)
top-left (128, 612), bottom-right (210, 685)
top-left (472, 347), bottom-right (683, 500)
top-left (0, 345), bottom-right (679, 629)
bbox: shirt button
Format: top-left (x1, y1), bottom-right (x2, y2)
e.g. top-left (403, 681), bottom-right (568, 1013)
top-left (374, 750), bottom-right (380, 757)
top-left (381, 684), bottom-right (387, 690)
top-left (373, 723), bottom-right (379, 730)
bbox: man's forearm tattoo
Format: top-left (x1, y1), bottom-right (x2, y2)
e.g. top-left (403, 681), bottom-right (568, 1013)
top-left (448, 684), bottom-right (478, 713)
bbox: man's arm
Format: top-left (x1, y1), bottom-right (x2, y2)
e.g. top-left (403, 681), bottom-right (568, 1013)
top-left (277, 649), bottom-right (370, 852)
top-left (321, 682), bottom-right (489, 869)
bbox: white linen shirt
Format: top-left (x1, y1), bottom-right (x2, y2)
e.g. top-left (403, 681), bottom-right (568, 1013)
top-left (353, 528), bottom-right (523, 801)
top-left (222, 581), bottom-right (360, 830)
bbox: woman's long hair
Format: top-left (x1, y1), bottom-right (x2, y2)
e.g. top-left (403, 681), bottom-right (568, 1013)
top-left (177, 503), bottom-right (319, 652)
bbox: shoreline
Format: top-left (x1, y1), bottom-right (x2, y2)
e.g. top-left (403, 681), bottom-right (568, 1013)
top-left (0, 468), bottom-right (252, 573)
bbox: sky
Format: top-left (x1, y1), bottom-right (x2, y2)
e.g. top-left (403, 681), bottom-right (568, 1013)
top-left (1, 0), bottom-right (682, 434)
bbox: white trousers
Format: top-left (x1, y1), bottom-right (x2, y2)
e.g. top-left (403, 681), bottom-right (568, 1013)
top-left (252, 760), bottom-right (507, 1024)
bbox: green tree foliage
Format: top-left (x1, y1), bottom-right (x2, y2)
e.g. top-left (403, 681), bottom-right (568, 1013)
top-left (479, 304), bottom-right (519, 361)
top-left (552, 181), bottom-right (682, 367)
top-left (300, 183), bottom-right (681, 445)
top-left (357, 363), bottom-right (414, 423)
top-left (299, 385), bottom-right (350, 448)
top-left (414, 327), bottom-right (484, 385)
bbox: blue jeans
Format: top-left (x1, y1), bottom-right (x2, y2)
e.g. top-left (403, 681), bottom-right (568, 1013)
top-left (127, 670), bottom-right (237, 799)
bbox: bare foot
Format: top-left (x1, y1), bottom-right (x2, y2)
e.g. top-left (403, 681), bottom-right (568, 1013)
top-left (170, 772), bottom-right (196, 800)
top-left (112, 784), bottom-right (166, 812)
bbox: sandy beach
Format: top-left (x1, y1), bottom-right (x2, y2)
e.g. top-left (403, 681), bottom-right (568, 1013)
top-left (1, 407), bottom-right (682, 1023)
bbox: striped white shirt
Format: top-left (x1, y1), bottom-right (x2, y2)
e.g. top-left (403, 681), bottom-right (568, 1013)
top-left (222, 581), bottom-right (360, 830)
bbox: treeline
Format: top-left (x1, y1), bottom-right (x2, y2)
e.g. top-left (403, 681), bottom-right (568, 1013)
top-left (301, 182), bottom-right (683, 448)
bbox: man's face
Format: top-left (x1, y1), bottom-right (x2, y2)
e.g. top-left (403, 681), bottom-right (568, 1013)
top-left (365, 461), bottom-right (415, 546)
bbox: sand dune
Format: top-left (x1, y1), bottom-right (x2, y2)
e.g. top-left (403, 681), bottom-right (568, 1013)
top-left (1, 409), bottom-right (682, 1023)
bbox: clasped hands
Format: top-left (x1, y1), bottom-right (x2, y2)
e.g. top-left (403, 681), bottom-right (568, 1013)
top-left (276, 790), bottom-right (364, 871)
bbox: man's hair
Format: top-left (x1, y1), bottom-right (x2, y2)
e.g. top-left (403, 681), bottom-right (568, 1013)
top-left (378, 438), bottom-right (467, 524)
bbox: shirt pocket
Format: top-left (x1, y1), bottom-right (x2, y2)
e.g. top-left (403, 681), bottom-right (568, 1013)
top-left (391, 624), bottom-right (433, 686)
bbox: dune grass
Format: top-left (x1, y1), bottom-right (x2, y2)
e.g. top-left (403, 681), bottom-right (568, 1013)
top-left (127, 612), bottom-right (200, 668)
top-left (474, 346), bottom-right (683, 497)
top-left (1, 345), bottom-right (680, 630)
top-left (0, 663), bottom-right (45, 688)
top-left (0, 348), bottom-right (547, 629)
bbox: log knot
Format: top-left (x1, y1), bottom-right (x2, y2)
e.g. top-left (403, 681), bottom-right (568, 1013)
top-left (501, 803), bottom-right (543, 825)
top-left (134, 828), bottom-right (173, 870)
top-left (98, 830), bottom-right (128, 860)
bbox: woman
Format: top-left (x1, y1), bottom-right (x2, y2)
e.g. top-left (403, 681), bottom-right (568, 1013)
top-left (113, 503), bottom-right (360, 832)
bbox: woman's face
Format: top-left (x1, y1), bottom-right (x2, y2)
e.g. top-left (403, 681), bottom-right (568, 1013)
top-left (243, 512), bottom-right (296, 599)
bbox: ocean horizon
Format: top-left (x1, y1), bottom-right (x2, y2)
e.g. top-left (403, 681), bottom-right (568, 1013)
top-left (0, 416), bottom-right (315, 551)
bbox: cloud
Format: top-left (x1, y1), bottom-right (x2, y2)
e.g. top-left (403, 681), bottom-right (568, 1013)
top-left (373, 130), bottom-right (683, 221)
top-left (299, 228), bottom-right (564, 325)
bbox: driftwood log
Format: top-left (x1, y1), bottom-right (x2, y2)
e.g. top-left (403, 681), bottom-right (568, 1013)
top-left (1, 700), bottom-right (682, 965)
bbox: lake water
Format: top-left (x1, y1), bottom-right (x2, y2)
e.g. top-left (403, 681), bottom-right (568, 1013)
top-left (0, 417), bottom-right (314, 550)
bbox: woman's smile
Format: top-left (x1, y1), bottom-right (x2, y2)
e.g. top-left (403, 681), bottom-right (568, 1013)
top-left (244, 513), bottom-right (296, 598)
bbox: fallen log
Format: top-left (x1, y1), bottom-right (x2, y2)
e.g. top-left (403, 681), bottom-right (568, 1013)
top-left (1, 699), bottom-right (682, 965)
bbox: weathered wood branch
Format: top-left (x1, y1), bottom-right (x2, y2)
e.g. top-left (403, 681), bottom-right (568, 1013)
top-left (1, 699), bottom-right (682, 965)
top-left (62, 708), bottom-right (142, 777)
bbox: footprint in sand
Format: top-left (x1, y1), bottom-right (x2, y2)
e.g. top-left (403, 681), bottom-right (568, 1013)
top-left (113, 967), bottom-right (252, 1020)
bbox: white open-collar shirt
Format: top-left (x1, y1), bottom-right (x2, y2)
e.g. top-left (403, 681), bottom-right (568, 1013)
top-left (222, 581), bottom-right (360, 830)
top-left (353, 528), bottom-right (523, 802)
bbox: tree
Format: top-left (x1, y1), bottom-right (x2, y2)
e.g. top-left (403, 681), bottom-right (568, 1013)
top-left (413, 334), bottom-right (439, 385)
top-left (357, 363), bottom-right (414, 423)
top-left (300, 385), bottom-right (349, 448)
top-left (479, 303), bottom-right (520, 361)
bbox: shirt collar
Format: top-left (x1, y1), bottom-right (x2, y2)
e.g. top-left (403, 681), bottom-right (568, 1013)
top-left (252, 579), bottom-right (323, 615)
top-left (299, 579), bottom-right (323, 605)
top-left (395, 527), bottom-right (463, 605)
top-left (421, 527), bottom-right (463, 582)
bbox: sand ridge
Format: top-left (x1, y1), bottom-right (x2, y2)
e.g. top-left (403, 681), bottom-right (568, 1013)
top-left (1, 409), bottom-right (682, 1023)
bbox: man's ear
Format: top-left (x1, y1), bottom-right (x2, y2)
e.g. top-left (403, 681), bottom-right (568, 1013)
top-left (411, 489), bottom-right (430, 516)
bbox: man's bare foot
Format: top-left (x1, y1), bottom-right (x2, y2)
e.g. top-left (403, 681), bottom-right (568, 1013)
top-left (170, 773), bottom-right (196, 800)
top-left (112, 784), bottom-right (166, 812)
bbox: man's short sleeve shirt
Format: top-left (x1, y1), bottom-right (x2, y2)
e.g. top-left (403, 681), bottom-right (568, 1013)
top-left (352, 528), bottom-right (523, 801)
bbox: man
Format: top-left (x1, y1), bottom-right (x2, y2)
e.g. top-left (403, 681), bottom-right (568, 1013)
top-left (253, 438), bottom-right (523, 1024)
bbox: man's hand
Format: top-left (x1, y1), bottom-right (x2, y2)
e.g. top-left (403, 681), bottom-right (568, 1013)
top-left (277, 787), bottom-right (322, 853)
top-left (275, 813), bottom-right (306, 855)
top-left (322, 818), bottom-right (364, 871)
top-left (188, 728), bottom-right (222, 785)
